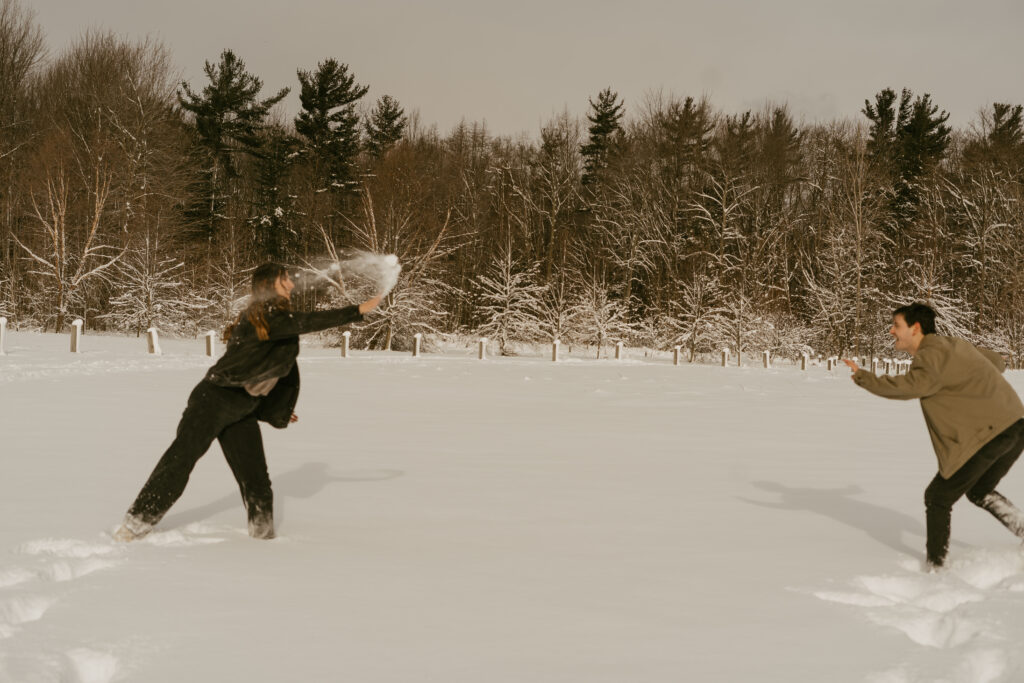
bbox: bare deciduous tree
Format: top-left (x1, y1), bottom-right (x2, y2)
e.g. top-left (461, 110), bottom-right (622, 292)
top-left (14, 162), bottom-right (122, 330)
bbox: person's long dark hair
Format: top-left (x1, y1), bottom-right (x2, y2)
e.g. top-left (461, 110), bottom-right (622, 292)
top-left (223, 263), bottom-right (292, 343)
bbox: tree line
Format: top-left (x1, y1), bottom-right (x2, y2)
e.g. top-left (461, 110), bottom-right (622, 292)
top-left (1, 1), bottom-right (1022, 361)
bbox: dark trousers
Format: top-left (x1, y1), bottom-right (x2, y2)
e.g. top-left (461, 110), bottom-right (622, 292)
top-left (924, 418), bottom-right (1024, 566)
top-left (127, 380), bottom-right (274, 534)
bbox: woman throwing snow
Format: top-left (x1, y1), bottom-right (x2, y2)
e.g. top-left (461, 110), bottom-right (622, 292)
top-left (115, 263), bottom-right (383, 542)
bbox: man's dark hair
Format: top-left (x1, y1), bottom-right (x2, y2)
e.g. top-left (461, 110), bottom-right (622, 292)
top-left (894, 302), bottom-right (937, 335)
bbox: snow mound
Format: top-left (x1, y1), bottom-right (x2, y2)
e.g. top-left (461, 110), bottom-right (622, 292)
top-left (64, 648), bottom-right (119, 683)
top-left (16, 538), bottom-right (121, 559)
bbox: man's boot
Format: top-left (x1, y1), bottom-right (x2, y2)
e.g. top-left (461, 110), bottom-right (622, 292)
top-left (978, 492), bottom-right (1024, 539)
top-left (113, 514), bottom-right (153, 543)
top-left (247, 504), bottom-right (275, 540)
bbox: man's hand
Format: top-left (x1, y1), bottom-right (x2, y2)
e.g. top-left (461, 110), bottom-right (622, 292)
top-left (290, 413), bottom-right (299, 423)
top-left (842, 358), bottom-right (859, 373)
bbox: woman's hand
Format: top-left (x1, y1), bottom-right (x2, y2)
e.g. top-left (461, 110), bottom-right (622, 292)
top-left (290, 414), bottom-right (299, 423)
top-left (359, 294), bottom-right (384, 315)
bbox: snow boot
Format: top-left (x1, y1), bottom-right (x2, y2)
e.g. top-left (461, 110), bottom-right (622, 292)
top-left (113, 514), bottom-right (153, 543)
top-left (248, 511), bottom-right (275, 540)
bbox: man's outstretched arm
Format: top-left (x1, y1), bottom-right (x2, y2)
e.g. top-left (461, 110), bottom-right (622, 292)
top-left (845, 351), bottom-right (944, 400)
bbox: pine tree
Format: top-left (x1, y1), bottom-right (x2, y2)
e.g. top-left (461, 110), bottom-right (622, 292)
top-left (581, 87), bottom-right (624, 185)
top-left (988, 103), bottom-right (1024, 152)
top-left (898, 93), bottom-right (951, 180)
top-left (964, 103), bottom-right (1024, 174)
top-left (658, 95), bottom-right (714, 188)
top-left (365, 94), bottom-right (407, 159)
top-left (756, 106), bottom-right (802, 193)
top-left (178, 49), bottom-right (289, 239)
top-left (862, 87), bottom-right (951, 223)
top-left (863, 88), bottom-right (901, 170)
top-left (294, 58), bottom-right (368, 190)
top-left (716, 111), bottom-right (756, 177)
top-left (248, 123), bottom-right (300, 262)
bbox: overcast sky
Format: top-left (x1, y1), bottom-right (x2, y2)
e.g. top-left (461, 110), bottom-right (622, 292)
top-left (29, 0), bottom-right (1024, 136)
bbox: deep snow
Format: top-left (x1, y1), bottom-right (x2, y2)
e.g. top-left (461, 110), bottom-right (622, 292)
top-left (1, 329), bottom-right (1023, 683)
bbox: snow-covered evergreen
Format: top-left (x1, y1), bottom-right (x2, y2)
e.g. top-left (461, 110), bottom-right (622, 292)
top-left (473, 249), bottom-right (546, 355)
top-left (103, 238), bottom-right (210, 337)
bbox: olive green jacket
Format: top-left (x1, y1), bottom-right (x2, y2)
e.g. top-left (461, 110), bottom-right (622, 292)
top-left (853, 335), bottom-right (1024, 479)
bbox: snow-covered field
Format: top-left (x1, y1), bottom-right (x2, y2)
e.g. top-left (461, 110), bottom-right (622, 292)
top-left (2, 330), bottom-right (1023, 683)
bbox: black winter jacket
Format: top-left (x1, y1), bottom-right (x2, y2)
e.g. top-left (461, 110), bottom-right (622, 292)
top-left (204, 305), bottom-right (363, 428)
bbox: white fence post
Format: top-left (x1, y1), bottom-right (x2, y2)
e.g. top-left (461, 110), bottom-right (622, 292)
top-left (412, 333), bottom-right (422, 357)
top-left (0, 317), bottom-right (6, 355)
top-left (673, 345), bottom-right (681, 366)
top-left (341, 330), bottom-right (350, 358)
top-left (478, 338), bottom-right (487, 360)
top-left (762, 350), bottom-right (770, 369)
top-left (146, 327), bottom-right (162, 355)
top-left (615, 341), bottom-right (624, 360)
top-left (70, 319), bottom-right (83, 353)
top-left (205, 331), bottom-right (216, 357)
top-left (552, 339), bottom-right (560, 362)
top-left (871, 358), bottom-right (878, 374)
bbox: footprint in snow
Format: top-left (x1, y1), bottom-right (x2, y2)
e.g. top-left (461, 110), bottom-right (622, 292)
top-left (44, 558), bottom-right (122, 582)
top-left (810, 548), bottom-right (1024, 682)
top-left (63, 648), bottom-right (119, 683)
top-left (0, 595), bottom-right (57, 639)
top-left (0, 567), bottom-right (36, 589)
top-left (866, 647), bottom-right (1008, 683)
top-left (814, 570), bottom-right (990, 648)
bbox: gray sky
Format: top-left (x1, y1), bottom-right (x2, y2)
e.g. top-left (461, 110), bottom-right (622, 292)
top-left (29, 0), bottom-right (1024, 136)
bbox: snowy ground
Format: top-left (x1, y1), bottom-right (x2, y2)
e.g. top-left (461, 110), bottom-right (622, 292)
top-left (1, 329), bottom-right (1023, 683)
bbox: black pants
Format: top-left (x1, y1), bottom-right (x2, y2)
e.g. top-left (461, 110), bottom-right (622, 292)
top-left (127, 380), bottom-right (274, 533)
top-left (924, 418), bottom-right (1024, 566)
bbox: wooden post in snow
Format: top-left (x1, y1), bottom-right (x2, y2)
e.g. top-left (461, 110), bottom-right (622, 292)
top-left (0, 317), bottom-right (6, 355)
top-left (827, 357), bottom-right (835, 371)
top-left (673, 346), bottom-right (681, 366)
top-left (146, 328), bottom-right (162, 355)
top-left (762, 350), bottom-right (770, 369)
top-left (801, 353), bottom-right (808, 371)
top-left (615, 341), bottom-right (624, 360)
top-left (70, 319), bottom-right (83, 353)
top-left (341, 331), bottom-right (350, 358)
top-left (479, 338), bottom-right (487, 360)
top-left (552, 339), bottom-right (560, 362)
top-left (721, 348), bottom-right (729, 367)
top-left (205, 331), bottom-right (216, 357)
top-left (412, 333), bottom-right (422, 357)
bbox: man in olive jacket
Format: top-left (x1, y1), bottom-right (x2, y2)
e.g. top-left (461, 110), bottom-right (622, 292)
top-left (843, 303), bottom-right (1024, 569)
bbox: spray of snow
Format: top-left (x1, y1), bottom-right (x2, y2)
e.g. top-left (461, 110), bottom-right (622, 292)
top-left (298, 253), bottom-right (401, 298)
